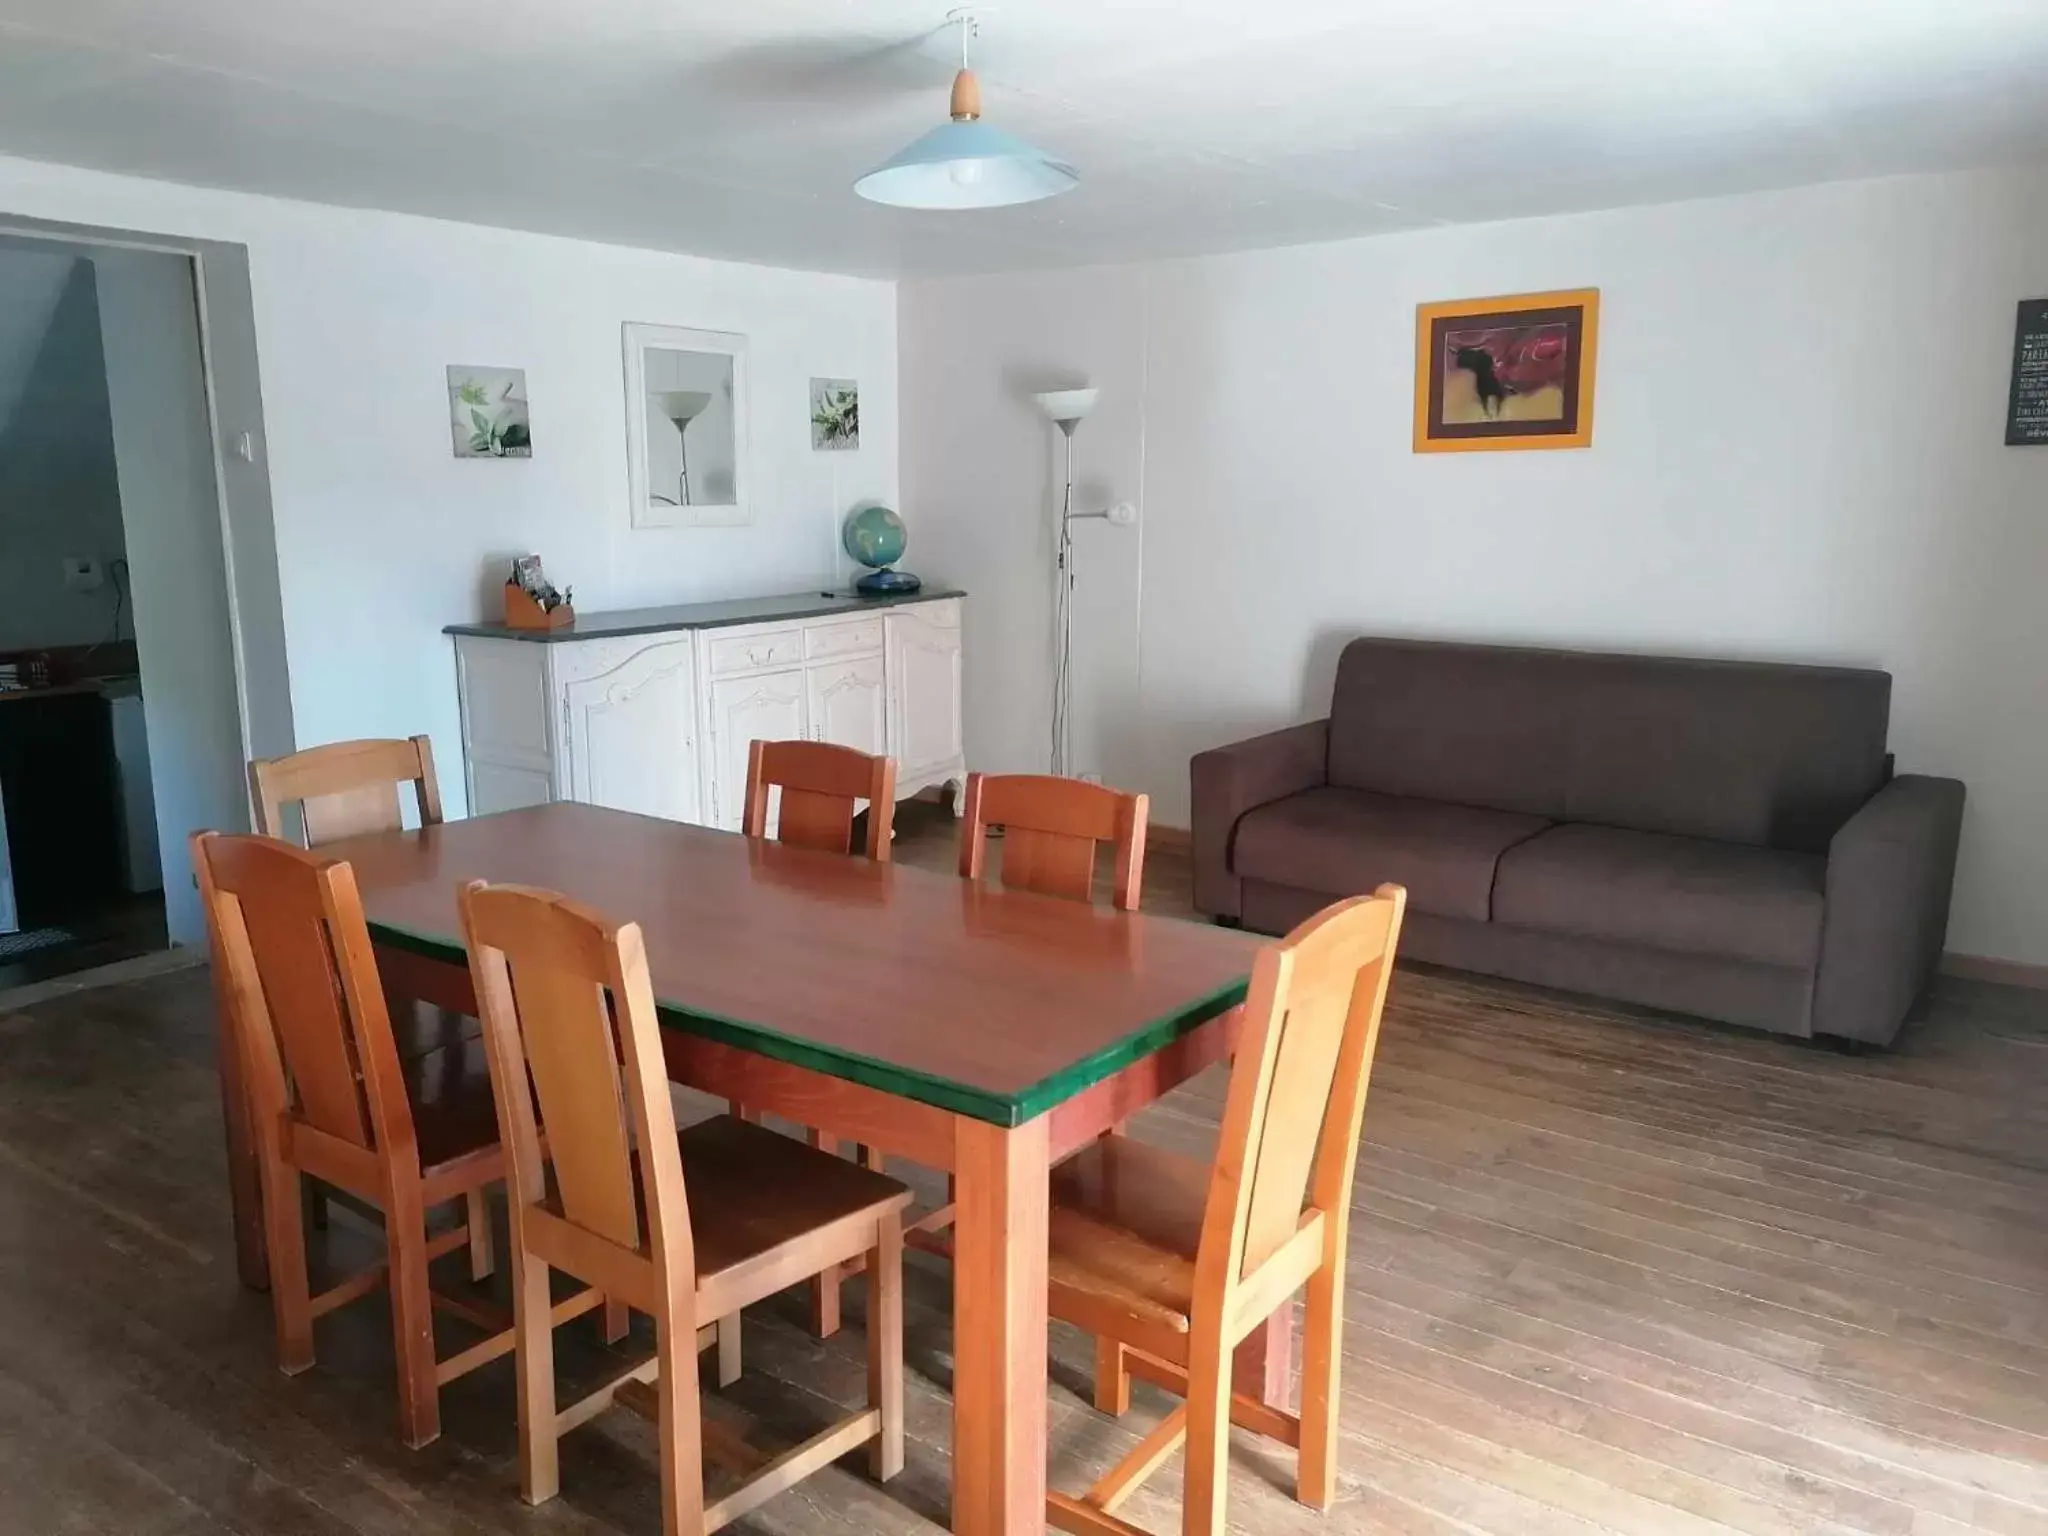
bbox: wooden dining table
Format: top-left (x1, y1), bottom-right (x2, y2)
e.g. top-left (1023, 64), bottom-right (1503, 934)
top-left (215, 801), bottom-right (1274, 1535)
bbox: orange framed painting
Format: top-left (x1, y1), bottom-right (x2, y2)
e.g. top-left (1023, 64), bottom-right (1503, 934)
top-left (1414, 289), bottom-right (1599, 453)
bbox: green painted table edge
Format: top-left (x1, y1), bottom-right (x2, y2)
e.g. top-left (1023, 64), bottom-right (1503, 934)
top-left (368, 918), bottom-right (1249, 1129)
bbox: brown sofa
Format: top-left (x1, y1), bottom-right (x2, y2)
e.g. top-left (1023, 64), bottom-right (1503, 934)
top-left (1191, 638), bottom-right (1965, 1046)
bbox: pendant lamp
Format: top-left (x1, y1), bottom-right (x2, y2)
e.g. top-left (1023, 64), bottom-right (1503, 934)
top-left (855, 9), bottom-right (1078, 210)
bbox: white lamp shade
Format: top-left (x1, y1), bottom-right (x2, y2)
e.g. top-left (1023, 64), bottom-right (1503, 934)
top-left (1033, 387), bottom-right (1099, 426)
top-left (856, 119), bottom-right (1079, 210)
top-left (655, 390), bottom-right (712, 425)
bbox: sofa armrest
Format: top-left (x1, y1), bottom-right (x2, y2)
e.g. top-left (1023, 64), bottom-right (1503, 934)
top-left (1190, 719), bottom-right (1329, 919)
top-left (1812, 774), bottom-right (1965, 1045)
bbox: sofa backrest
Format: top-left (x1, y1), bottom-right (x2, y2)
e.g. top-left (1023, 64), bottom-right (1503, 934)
top-left (1327, 638), bottom-right (1892, 853)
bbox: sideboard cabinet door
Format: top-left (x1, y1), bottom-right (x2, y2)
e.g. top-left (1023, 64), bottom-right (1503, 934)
top-left (706, 668), bottom-right (807, 830)
top-left (454, 637), bottom-right (555, 815)
top-left (886, 599), bottom-right (965, 797)
top-left (807, 654), bottom-right (888, 757)
top-left (557, 636), bottom-right (701, 825)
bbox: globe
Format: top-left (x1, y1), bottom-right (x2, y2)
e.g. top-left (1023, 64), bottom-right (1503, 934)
top-left (842, 503), bottom-right (907, 570)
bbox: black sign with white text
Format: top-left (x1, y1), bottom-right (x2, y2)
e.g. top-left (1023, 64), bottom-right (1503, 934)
top-left (2004, 298), bottom-right (2048, 446)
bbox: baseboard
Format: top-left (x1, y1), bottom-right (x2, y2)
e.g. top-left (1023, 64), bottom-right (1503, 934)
top-left (1148, 823), bottom-right (1191, 852)
top-left (1940, 952), bottom-right (2048, 990)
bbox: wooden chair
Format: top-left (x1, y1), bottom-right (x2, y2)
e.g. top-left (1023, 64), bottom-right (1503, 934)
top-left (1041, 885), bottom-right (1407, 1536)
top-left (248, 735), bottom-right (459, 1228)
top-left (192, 830), bottom-right (618, 1449)
top-left (741, 738), bottom-right (895, 860)
top-left (250, 735), bottom-right (443, 847)
top-left (898, 772), bottom-right (1154, 1266)
top-left (958, 771), bottom-right (1149, 910)
top-left (740, 737), bottom-right (896, 1338)
top-left (458, 880), bottom-right (910, 1533)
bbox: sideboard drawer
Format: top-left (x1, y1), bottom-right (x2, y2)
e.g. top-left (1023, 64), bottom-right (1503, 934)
top-left (804, 617), bottom-right (884, 661)
top-left (707, 627), bottom-right (803, 676)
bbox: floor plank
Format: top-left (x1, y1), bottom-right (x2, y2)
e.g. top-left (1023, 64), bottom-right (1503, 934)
top-left (0, 813), bottom-right (2039, 1535)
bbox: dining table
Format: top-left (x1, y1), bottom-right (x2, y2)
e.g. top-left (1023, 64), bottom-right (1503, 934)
top-left (213, 800), bottom-right (1278, 1536)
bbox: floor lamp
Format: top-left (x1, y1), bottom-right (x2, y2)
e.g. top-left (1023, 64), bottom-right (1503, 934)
top-left (655, 390), bottom-right (711, 506)
top-left (1033, 388), bottom-right (1135, 778)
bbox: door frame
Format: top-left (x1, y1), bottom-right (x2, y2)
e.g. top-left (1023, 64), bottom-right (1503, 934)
top-left (0, 214), bottom-right (291, 775)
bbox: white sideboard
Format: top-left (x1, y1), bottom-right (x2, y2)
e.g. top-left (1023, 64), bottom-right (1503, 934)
top-left (450, 591), bottom-right (965, 832)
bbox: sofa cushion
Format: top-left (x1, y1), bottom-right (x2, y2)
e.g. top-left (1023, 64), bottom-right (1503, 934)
top-left (1326, 638), bottom-right (1892, 852)
top-left (1493, 823), bottom-right (1826, 969)
top-left (1562, 656), bottom-right (1890, 855)
top-left (1233, 787), bottom-right (1551, 922)
top-left (1328, 641), bottom-right (1575, 819)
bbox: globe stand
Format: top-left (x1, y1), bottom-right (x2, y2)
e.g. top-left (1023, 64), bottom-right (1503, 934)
top-left (855, 566), bottom-right (922, 595)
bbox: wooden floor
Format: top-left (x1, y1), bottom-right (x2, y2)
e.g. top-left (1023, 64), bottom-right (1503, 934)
top-left (2, 817), bottom-right (2045, 1535)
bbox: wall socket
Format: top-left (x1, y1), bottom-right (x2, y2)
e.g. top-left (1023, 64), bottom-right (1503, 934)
top-left (62, 556), bottom-right (105, 593)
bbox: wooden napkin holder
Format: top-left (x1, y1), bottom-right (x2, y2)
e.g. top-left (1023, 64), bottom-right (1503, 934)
top-left (504, 581), bottom-right (574, 631)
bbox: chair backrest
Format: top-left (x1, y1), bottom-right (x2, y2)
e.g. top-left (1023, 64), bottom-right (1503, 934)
top-left (957, 772), bottom-right (1149, 910)
top-left (1198, 885), bottom-right (1406, 1287)
top-left (191, 830), bottom-right (411, 1159)
top-left (250, 736), bottom-right (444, 849)
top-left (459, 881), bottom-right (692, 1288)
top-left (743, 739), bottom-right (895, 861)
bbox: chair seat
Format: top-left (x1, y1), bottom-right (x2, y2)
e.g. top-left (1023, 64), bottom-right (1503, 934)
top-left (1047, 1134), bottom-right (1215, 1344)
top-left (404, 1036), bottom-right (502, 1174)
top-left (680, 1116), bottom-right (910, 1285)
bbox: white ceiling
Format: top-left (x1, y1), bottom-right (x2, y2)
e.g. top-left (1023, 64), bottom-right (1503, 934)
top-left (0, 0), bottom-right (2043, 279)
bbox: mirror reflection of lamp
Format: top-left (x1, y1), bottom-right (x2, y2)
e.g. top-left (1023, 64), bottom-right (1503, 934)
top-left (653, 390), bottom-right (712, 506)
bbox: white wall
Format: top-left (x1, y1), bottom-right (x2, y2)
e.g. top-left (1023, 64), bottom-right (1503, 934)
top-left (901, 166), bottom-right (2048, 965)
top-left (0, 252), bottom-right (128, 650)
top-left (94, 248), bottom-right (245, 945)
top-left (0, 153), bottom-right (898, 823)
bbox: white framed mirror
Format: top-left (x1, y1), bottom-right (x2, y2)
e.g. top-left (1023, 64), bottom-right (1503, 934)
top-left (624, 323), bottom-right (749, 528)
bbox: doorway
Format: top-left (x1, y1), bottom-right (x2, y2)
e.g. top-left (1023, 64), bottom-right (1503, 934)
top-left (0, 226), bottom-right (286, 990)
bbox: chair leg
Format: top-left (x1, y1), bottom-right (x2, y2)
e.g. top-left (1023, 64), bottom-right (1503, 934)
top-left (303, 1178), bottom-right (329, 1232)
top-left (867, 1214), bottom-right (904, 1482)
top-left (257, 1153), bottom-right (314, 1375)
top-left (808, 1130), bottom-right (843, 1338)
top-left (656, 1303), bottom-right (707, 1536)
top-left (514, 1248), bottom-right (560, 1504)
top-left (1298, 1261), bottom-right (1341, 1509)
top-left (1181, 1328), bottom-right (1232, 1536)
top-left (603, 1294), bottom-right (631, 1345)
top-left (716, 1312), bottom-right (743, 1387)
top-left (385, 1186), bottom-right (441, 1450)
top-left (465, 1188), bottom-right (494, 1282)
top-left (1093, 1335), bottom-right (1131, 1417)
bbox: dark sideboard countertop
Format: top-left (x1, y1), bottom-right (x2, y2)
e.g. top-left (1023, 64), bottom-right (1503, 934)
top-left (444, 587), bottom-right (966, 645)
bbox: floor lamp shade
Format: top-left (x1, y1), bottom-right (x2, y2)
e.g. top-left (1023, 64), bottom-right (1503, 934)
top-left (1032, 388), bottom-right (1099, 434)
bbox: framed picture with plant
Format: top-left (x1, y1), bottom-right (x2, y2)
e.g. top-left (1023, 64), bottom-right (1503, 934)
top-left (447, 366), bottom-right (532, 458)
top-left (810, 377), bottom-right (859, 450)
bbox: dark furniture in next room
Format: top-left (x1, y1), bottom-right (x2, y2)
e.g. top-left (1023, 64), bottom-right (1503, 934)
top-left (1191, 637), bottom-right (1966, 1047)
top-left (0, 685), bottom-right (124, 927)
